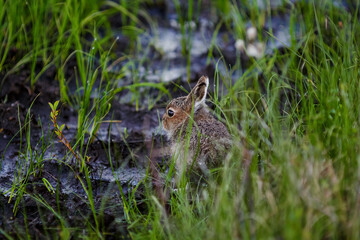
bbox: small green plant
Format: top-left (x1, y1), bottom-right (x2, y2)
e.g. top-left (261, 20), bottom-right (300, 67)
top-left (48, 100), bottom-right (103, 237)
top-left (49, 100), bottom-right (81, 165)
top-left (3, 96), bottom-right (56, 217)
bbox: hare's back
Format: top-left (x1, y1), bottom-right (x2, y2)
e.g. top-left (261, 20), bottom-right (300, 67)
top-left (195, 115), bottom-right (230, 139)
top-left (191, 116), bottom-right (231, 167)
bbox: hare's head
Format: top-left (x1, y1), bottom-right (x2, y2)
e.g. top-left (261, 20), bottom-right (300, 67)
top-left (162, 76), bottom-right (209, 135)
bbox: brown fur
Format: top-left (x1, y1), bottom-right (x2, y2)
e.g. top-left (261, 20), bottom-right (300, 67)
top-left (162, 76), bottom-right (232, 177)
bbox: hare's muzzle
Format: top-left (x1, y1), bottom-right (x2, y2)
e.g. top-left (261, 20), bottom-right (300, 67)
top-left (162, 114), bottom-right (168, 131)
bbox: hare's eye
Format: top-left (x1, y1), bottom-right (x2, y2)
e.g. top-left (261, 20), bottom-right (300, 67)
top-left (168, 109), bottom-right (174, 117)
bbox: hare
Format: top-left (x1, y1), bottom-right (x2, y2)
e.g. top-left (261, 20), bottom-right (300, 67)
top-left (162, 76), bottom-right (232, 179)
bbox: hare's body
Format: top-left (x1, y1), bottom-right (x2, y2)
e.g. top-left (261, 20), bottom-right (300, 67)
top-left (163, 76), bottom-right (231, 177)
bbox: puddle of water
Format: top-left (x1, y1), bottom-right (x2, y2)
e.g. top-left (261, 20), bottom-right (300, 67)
top-left (152, 28), bottom-right (208, 59)
top-left (265, 15), bottom-right (292, 54)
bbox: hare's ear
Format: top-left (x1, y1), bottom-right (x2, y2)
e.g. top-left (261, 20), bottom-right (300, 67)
top-left (187, 76), bottom-right (209, 110)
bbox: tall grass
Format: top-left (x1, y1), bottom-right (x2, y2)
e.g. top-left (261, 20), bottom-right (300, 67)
top-left (125, 1), bottom-right (360, 239)
top-left (1, 0), bottom-right (360, 239)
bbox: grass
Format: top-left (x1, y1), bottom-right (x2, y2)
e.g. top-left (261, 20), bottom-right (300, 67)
top-left (1, 0), bottom-right (360, 239)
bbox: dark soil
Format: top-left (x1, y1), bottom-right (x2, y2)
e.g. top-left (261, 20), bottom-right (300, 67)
top-left (0, 67), bottom-right (163, 237)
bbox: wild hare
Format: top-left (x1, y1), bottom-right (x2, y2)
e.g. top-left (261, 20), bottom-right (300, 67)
top-left (163, 76), bottom-right (232, 181)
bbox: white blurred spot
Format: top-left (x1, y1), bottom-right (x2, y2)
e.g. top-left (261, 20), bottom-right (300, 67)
top-left (235, 39), bottom-right (245, 51)
top-left (246, 27), bottom-right (257, 42)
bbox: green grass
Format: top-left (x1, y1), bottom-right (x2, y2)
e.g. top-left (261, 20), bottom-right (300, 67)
top-left (1, 0), bottom-right (360, 239)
